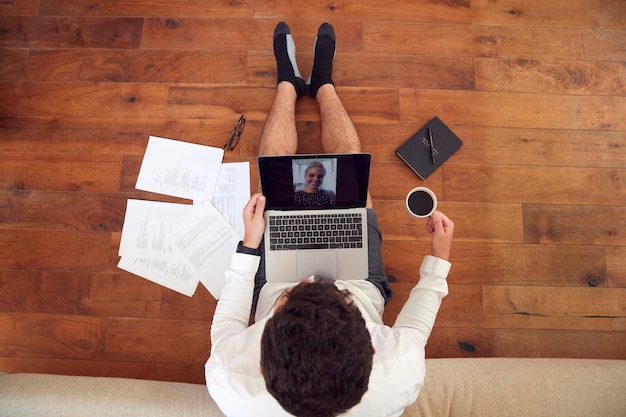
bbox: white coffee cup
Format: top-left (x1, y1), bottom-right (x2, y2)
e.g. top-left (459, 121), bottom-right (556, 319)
top-left (405, 187), bottom-right (437, 218)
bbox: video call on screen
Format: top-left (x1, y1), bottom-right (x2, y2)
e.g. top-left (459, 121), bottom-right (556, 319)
top-left (260, 154), bottom-right (370, 210)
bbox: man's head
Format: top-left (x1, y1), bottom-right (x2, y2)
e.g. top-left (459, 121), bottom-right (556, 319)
top-left (260, 280), bottom-right (373, 417)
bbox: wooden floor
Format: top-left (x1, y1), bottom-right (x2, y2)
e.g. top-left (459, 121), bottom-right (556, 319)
top-left (1, 0), bottom-right (625, 384)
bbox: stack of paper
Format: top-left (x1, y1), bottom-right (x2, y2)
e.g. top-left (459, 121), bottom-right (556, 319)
top-left (117, 136), bottom-right (250, 298)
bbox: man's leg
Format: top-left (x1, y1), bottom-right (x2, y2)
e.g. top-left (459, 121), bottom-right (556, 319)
top-left (310, 24), bottom-right (391, 304)
top-left (258, 22), bottom-right (304, 157)
top-left (253, 23), bottom-right (304, 314)
top-left (310, 23), bottom-right (372, 207)
top-left (258, 81), bottom-right (299, 157)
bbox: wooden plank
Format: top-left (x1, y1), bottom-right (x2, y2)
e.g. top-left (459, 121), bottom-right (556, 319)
top-left (606, 247), bottom-right (626, 288)
top-left (369, 161), bottom-right (443, 200)
top-left (142, 18), bottom-right (363, 52)
top-left (166, 86), bottom-right (272, 121)
top-left (0, 0), bottom-right (39, 15)
top-left (0, 270), bottom-right (216, 320)
top-left (443, 163), bottom-right (626, 206)
top-left (0, 357), bottom-right (205, 384)
top-left (253, 0), bottom-right (471, 24)
top-left (0, 82), bottom-right (169, 118)
top-left (166, 85), bottom-right (400, 124)
top-left (0, 190), bottom-right (126, 231)
top-left (0, 116), bottom-right (248, 155)
top-left (446, 126), bottom-right (626, 169)
top-left (26, 49), bottom-right (247, 84)
top-left (0, 312), bottom-right (106, 360)
top-left (0, 126), bottom-right (142, 154)
top-left (471, 0), bottom-right (626, 29)
top-left (348, 123), bottom-right (423, 163)
top-left (383, 242), bottom-right (607, 287)
top-left (482, 285), bottom-right (626, 331)
top-left (399, 89), bottom-right (626, 130)
top-left (0, 153), bottom-right (122, 192)
top-left (523, 204), bottom-right (626, 246)
top-left (583, 29), bottom-right (626, 61)
top-left (426, 327), bottom-right (626, 359)
top-left (364, 21), bottom-right (584, 60)
top-left (0, 230), bottom-right (110, 271)
top-left (383, 284), bottom-right (482, 329)
top-left (247, 51), bottom-right (474, 90)
top-left (0, 16), bottom-right (142, 48)
top-left (474, 58), bottom-right (626, 95)
top-left (376, 200), bottom-right (524, 243)
top-left (39, 0), bottom-right (253, 18)
top-left (0, 48), bottom-right (27, 80)
top-left (105, 317), bottom-right (211, 364)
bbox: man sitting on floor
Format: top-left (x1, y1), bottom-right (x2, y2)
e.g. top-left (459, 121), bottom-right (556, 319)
top-left (205, 21), bottom-right (455, 417)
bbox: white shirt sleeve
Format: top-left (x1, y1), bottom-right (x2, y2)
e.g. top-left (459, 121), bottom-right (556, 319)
top-left (210, 252), bottom-right (260, 353)
top-left (393, 255), bottom-right (451, 345)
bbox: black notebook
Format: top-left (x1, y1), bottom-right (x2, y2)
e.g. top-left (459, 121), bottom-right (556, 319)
top-left (396, 116), bottom-right (463, 180)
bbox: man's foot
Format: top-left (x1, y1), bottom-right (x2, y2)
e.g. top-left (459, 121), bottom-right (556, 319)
top-left (273, 22), bottom-right (306, 97)
top-left (307, 22), bottom-right (336, 98)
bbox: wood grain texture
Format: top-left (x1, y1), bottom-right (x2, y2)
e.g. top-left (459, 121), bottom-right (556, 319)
top-left (523, 205), bottom-right (626, 246)
top-left (482, 286), bottom-right (626, 331)
top-left (471, 0), bottom-right (626, 29)
top-left (443, 243), bottom-right (606, 286)
top-left (0, 313), bottom-right (106, 359)
top-left (0, 0), bottom-right (39, 15)
top-left (0, 153), bottom-right (122, 192)
top-left (582, 28), bottom-right (626, 61)
top-left (474, 58), bottom-right (626, 95)
top-left (0, 357), bottom-right (206, 383)
top-left (605, 247), bottom-right (626, 288)
top-left (0, 82), bottom-right (169, 118)
top-left (105, 317), bottom-right (211, 364)
top-left (0, 16), bottom-right (143, 48)
top-left (253, 0), bottom-right (472, 23)
top-left (443, 164), bottom-right (626, 205)
top-left (399, 89), bottom-right (626, 130)
top-left (26, 49), bottom-right (248, 84)
top-left (0, 270), bottom-right (216, 320)
top-left (0, 230), bottom-right (110, 271)
top-left (1, 0), bottom-right (625, 383)
top-left (445, 126), bottom-right (626, 168)
top-left (39, 0), bottom-right (254, 18)
top-left (363, 21), bottom-right (585, 60)
top-left (426, 328), bottom-right (625, 359)
top-left (0, 48), bottom-right (27, 80)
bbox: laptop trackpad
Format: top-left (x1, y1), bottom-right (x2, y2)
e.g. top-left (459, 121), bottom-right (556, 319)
top-left (297, 251), bottom-right (337, 280)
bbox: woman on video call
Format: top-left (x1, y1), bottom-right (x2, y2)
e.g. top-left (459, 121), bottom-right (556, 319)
top-left (294, 161), bottom-right (337, 206)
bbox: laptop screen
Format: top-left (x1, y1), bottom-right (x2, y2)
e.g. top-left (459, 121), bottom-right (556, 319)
top-left (258, 153), bottom-right (371, 210)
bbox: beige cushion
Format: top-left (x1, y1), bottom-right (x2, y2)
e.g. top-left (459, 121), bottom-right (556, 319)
top-left (0, 373), bottom-right (224, 417)
top-left (410, 358), bottom-right (626, 417)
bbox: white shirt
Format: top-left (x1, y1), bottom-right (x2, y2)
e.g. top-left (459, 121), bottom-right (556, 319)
top-left (205, 253), bottom-right (451, 417)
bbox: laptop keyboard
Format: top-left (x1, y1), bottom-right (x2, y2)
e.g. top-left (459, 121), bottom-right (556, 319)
top-left (268, 213), bottom-right (364, 251)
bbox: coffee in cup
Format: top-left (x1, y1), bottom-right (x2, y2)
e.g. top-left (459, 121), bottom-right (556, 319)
top-left (405, 187), bottom-right (437, 218)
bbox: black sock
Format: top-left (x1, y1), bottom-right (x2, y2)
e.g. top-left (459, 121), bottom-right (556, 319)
top-left (273, 22), bottom-right (306, 97)
top-left (307, 23), bottom-right (336, 98)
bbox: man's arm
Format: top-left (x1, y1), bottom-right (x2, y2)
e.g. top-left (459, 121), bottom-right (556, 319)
top-left (393, 211), bottom-right (454, 345)
top-left (210, 194), bottom-right (266, 352)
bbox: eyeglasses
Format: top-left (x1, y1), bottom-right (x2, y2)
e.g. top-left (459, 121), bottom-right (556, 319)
top-left (224, 115), bottom-right (245, 151)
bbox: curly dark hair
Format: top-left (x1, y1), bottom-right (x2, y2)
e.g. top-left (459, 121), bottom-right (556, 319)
top-left (260, 280), bottom-right (373, 417)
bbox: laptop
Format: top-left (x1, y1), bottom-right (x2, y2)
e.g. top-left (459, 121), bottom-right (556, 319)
top-left (258, 153), bottom-right (371, 282)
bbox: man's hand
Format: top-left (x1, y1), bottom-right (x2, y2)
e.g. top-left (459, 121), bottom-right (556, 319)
top-left (242, 193), bottom-right (266, 249)
top-left (426, 211), bottom-right (454, 261)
